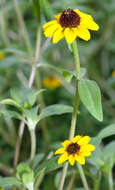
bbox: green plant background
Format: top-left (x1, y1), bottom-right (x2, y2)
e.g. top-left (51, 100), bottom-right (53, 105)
top-left (0, 0), bottom-right (115, 189)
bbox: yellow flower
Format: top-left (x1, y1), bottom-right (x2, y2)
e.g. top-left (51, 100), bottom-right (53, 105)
top-left (112, 70), bottom-right (115, 77)
top-left (43, 8), bottom-right (99, 44)
top-left (42, 76), bottom-right (61, 90)
top-left (55, 135), bottom-right (95, 165)
top-left (0, 52), bottom-right (5, 60)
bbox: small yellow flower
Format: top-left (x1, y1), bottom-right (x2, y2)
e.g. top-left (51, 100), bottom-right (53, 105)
top-left (55, 135), bottom-right (95, 165)
top-left (0, 52), bottom-right (5, 60)
top-left (112, 70), bottom-right (115, 77)
top-left (42, 76), bottom-right (61, 90)
top-left (43, 8), bottom-right (99, 44)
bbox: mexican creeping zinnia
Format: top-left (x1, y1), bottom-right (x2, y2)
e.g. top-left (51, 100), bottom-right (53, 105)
top-left (55, 135), bottom-right (95, 165)
top-left (43, 8), bottom-right (99, 44)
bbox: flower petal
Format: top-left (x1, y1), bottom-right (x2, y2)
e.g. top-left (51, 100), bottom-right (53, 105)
top-left (44, 23), bottom-right (60, 37)
top-left (72, 135), bottom-right (82, 143)
top-left (54, 13), bottom-right (62, 20)
top-left (61, 140), bottom-right (71, 148)
top-left (75, 155), bottom-right (85, 165)
top-left (52, 27), bottom-right (64, 44)
top-left (68, 155), bottom-right (76, 166)
top-left (55, 148), bottom-right (65, 155)
top-left (76, 26), bottom-right (91, 41)
top-left (43, 20), bottom-right (58, 29)
top-left (77, 136), bottom-right (90, 145)
top-left (80, 144), bottom-right (95, 157)
top-left (58, 152), bottom-right (68, 165)
top-left (64, 28), bottom-right (77, 44)
top-left (74, 9), bottom-right (99, 31)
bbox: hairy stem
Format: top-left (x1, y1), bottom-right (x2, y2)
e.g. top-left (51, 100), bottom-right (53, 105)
top-left (77, 163), bottom-right (89, 190)
top-left (30, 130), bottom-right (36, 168)
top-left (58, 40), bottom-right (80, 190)
top-left (58, 41), bottom-right (89, 190)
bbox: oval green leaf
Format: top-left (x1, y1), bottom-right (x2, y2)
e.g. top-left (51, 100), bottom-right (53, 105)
top-left (78, 79), bottom-right (103, 121)
top-left (38, 104), bottom-right (73, 122)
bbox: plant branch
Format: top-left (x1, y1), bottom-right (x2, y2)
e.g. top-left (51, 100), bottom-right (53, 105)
top-left (58, 40), bottom-right (80, 190)
top-left (77, 163), bottom-right (89, 190)
top-left (30, 130), bottom-right (36, 168)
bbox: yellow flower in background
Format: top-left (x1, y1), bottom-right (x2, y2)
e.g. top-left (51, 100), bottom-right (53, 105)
top-left (0, 52), bottom-right (5, 60)
top-left (42, 76), bottom-right (61, 90)
top-left (112, 70), bottom-right (115, 77)
top-left (43, 8), bottom-right (99, 44)
top-left (55, 135), bottom-right (95, 165)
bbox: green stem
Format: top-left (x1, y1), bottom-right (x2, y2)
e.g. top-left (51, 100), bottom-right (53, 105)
top-left (72, 41), bottom-right (81, 80)
top-left (108, 171), bottom-right (113, 190)
top-left (93, 171), bottom-right (101, 190)
top-left (58, 163), bottom-right (68, 190)
top-left (58, 40), bottom-right (80, 190)
top-left (77, 163), bottom-right (89, 190)
top-left (58, 41), bottom-right (89, 190)
top-left (30, 130), bottom-right (36, 168)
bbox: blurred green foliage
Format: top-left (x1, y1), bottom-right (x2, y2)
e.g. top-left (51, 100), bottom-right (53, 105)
top-left (0, 0), bottom-right (115, 189)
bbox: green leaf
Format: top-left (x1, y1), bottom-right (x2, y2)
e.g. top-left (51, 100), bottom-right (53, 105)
top-left (22, 171), bottom-right (34, 190)
top-left (0, 177), bottom-right (22, 187)
top-left (37, 62), bottom-right (86, 80)
top-left (0, 110), bottom-right (26, 122)
top-left (0, 56), bottom-right (25, 69)
top-left (24, 106), bottom-right (40, 119)
top-left (11, 88), bottom-right (44, 108)
top-left (10, 88), bottom-right (34, 107)
top-left (38, 104), bottom-right (73, 122)
top-left (0, 99), bottom-right (22, 111)
top-left (91, 123), bottom-right (115, 147)
top-left (35, 157), bottom-right (62, 178)
top-left (17, 163), bottom-right (34, 190)
top-left (78, 79), bottom-right (103, 121)
top-left (103, 141), bottom-right (115, 164)
top-left (28, 89), bottom-right (45, 106)
top-left (62, 70), bottom-right (74, 83)
top-left (17, 163), bottom-right (32, 177)
top-left (2, 48), bottom-right (28, 57)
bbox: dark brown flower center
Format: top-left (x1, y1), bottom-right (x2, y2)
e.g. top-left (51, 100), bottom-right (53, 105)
top-left (67, 143), bottom-right (80, 154)
top-left (59, 9), bottom-right (80, 28)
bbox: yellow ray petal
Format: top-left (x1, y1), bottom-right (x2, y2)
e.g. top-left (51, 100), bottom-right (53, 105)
top-left (79, 149), bottom-right (91, 157)
top-left (77, 136), bottom-right (90, 145)
top-left (76, 26), bottom-right (91, 41)
top-left (55, 148), bottom-right (65, 155)
top-left (61, 140), bottom-right (71, 148)
top-left (58, 152), bottom-right (68, 164)
top-left (72, 135), bottom-right (82, 143)
top-left (43, 20), bottom-right (58, 29)
top-left (74, 9), bottom-right (99, 31)
top-left (68, 155), bottom-right (76, 166)
top-left (64, 28), bottom-right (77, 44)
top-left (52, 27), bottom-right (64, 44)
top-left (44, 23), bottom-right (60, 37)
top-left (54, 13), bottom-right (62, 20)
top-left (75, 155), bottom-right (85, 165)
